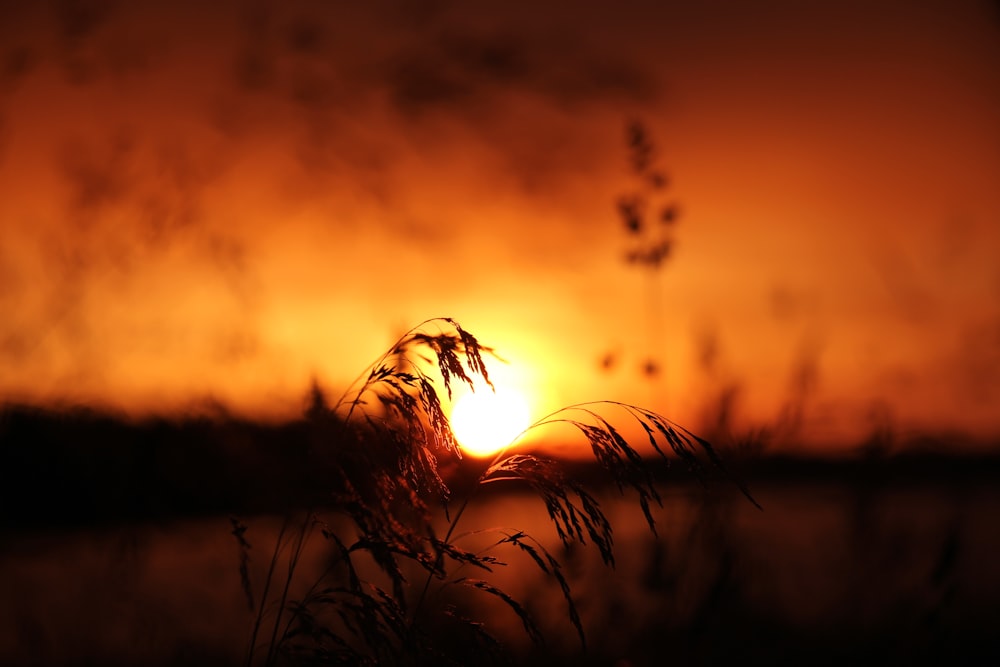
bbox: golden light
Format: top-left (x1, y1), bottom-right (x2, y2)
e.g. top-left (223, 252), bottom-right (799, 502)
top-left (449, 387), bottom-right (532, 458)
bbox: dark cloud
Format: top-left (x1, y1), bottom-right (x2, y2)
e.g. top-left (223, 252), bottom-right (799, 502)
top-left (225, 4), bottom-right (657, 135)
top-left (386, 51), bottom-right (474, 115)
top-left (53, 0), bottom-right (114, 43)
top-left (230, 2), bottom-right (352, 104)
top-left (44, 125), bottom-right (257, 362)
top-left (56, 127), bottom-right (231, 246)
top-left (137, 141), bottom-right (222, 246)
top-left (384, 30), bottom-right (656, 118)
top-left (52, 0), bottom-right (119, 83)
top-left (0, 42), bottom-right (38, 167)
top-left (197, 2), bottom-right (662, 216)
top-left (231, 3), bottom-right (277, 93)
top-left (58, 129), bottom-right (135, 217)
top-left (2, 0), bottom-right (155, 85)
top-left (284, 14), bottom-right (327, 55)
top-left (1, 45), bottom-right (37, 89)
top-left (385, 32), bottom-right (530, 114)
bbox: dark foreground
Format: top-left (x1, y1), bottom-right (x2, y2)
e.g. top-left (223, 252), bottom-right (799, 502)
top-left (2, 406), bottom-right (999, 665)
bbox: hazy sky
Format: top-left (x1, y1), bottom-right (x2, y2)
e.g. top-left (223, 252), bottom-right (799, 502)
top-left (1, 0), bottom-right (998, 452)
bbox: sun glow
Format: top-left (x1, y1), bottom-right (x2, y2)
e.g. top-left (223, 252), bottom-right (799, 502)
top-left (450, 387), bottom-right (532, 458)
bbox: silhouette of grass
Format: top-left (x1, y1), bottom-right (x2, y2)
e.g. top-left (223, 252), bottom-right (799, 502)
top-left (233, 317), bottom-right (753, 665)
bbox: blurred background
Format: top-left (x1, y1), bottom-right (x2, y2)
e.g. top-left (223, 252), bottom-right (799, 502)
top-left (1, 0), bottom-right (999, 664)
top-left (1, 0), bottom-right (997, 449)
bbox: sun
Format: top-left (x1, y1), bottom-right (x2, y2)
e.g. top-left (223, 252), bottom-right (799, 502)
top-left (449, 387), bottom-right (532, 458)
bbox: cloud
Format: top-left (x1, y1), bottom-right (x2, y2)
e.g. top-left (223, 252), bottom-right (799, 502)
top-left (381, 30), bottom-right (655, 118)
top-left (0, 0), bottom-right (998, 443)
top-left (219, 2), bottom-right (659, 159)
top-left (1, 44), bottom-right (36, 90)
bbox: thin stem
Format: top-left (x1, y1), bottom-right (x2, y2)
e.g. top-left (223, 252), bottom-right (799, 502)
top-left (410, 453), bottom-right (495, 623)
top-left (264, 509), bottom-right (313, 667)
top-left (643, 264), bottom-right (666, 409)
top-left (247, 516), bottom-right (290, 667)
top-left (275, 534), bottom-right (355, 648)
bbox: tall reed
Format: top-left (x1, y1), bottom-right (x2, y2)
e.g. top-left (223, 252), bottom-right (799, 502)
top-left (232, 317), bottom-right (753, 665)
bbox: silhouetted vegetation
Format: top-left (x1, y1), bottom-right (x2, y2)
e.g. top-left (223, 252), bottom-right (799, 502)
top-left (602, 120), bottom-right (681, 383)
top-left (3, 393), bottom-right (1000, 664)
top-left (231, 318), bottom-right (749, 666)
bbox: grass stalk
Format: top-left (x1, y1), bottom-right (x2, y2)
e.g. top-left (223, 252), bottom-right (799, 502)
top-left (233, 318), bottom-right (751, 665)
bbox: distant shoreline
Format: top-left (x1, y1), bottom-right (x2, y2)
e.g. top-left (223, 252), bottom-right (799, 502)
top-left (3, 404), bottom-right (998, 533)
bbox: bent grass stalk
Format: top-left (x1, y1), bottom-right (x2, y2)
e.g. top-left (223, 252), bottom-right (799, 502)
top-left (235, 317), bottom-right (754, 665)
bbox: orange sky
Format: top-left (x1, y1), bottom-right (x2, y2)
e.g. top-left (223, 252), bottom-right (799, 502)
top-left (1, 0), bottom-right (998, 452)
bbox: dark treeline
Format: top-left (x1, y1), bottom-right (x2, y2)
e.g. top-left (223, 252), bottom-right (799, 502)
top-left (0, 404), bottom-right (336, 531)
top-left (2, 403), bottom-right (999, 532)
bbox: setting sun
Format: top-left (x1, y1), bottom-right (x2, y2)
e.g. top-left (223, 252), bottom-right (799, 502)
top-left (449, 387), bottom-right (532, 458)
